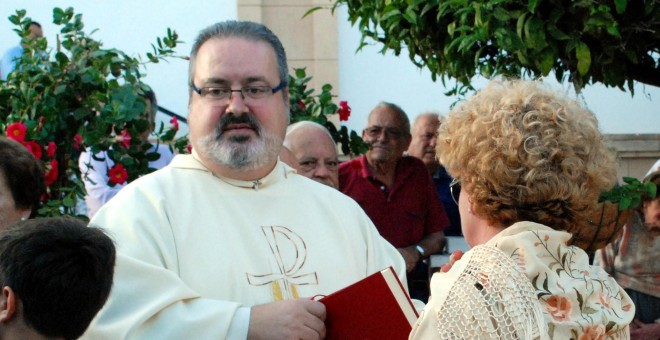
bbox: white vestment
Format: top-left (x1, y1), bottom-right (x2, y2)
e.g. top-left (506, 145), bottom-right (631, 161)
top-left (83, 153), bottom-right (406, 339)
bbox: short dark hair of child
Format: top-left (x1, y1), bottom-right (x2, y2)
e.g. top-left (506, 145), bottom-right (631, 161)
top-left (0, 217), bottom-right (116, 339)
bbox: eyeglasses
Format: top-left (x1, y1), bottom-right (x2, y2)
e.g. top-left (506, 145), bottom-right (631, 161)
top-left (190, 81), bottom-right (287, 103)
top-left (449, 178), bottom-right (461, 205)
top-left (364, 126), bottom-right (408, 140)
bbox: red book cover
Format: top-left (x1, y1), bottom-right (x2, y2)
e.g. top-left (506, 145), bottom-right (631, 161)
top-left (319, 266), bottom-right (419, 340)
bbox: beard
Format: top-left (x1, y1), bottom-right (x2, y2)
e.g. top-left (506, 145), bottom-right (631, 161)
top-left (197, 113), bottom-right (283, 172)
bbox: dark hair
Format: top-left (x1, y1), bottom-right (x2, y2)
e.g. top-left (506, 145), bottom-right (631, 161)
top-left (0, 217), bottom-right (116, 339)
top-left (188, 20), bottom-right (288, 96)
top-left (0, 137), bottom-right (45, 217)
top-left (28, 21), bottom-right (41, 28)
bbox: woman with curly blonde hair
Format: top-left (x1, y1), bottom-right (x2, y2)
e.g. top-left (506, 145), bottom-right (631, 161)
top-left (410, 79), bottom-right (634, 339)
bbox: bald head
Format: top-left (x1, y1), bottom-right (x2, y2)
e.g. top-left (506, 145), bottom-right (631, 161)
top-left (408, 112), bottom-right (441, 172)
top-left (284, 121), bottom-right (339, 188)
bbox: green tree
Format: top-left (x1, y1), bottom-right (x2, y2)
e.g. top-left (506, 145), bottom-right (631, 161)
top-left (325, 0), bottom-right (660, 95)
top-left (0, 8), bottom-right (188, 217)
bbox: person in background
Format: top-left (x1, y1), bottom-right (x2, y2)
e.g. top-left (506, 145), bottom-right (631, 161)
top-left (83, 20), bottom-right (406, 339)
top-left (595, 170), bottom-right (660, 340)
top-left (78, 85), bottom-right (174, 218)
top-left (0, 216), bottom-right (115, 340)
top-left (1, 21), bottom-right (43, 81)
top-left (410, 79), bottom-right (634, 339)
top-left (0, 137), bottom-right (45, 230)
top-left (279, 145), bottom-right (299, 169)
top-left (284, 121), bottom-right (339, 189)
top-left (407, 112), bottom-right (461, 236)
top-left (339, 102), bottom-right (449, 302)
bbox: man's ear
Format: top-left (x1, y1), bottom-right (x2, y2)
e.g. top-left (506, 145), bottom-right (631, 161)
top-left (0, 286), bottom-right (16, 323)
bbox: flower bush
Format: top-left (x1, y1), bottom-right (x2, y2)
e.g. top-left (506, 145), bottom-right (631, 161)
top-left (0, 8), bottom-right (188, 217)
top-left (288, 67), bottom-right (367, 156)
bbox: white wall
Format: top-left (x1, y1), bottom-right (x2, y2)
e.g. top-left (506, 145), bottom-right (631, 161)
top-left (336, 7), bottom-right (660, 135)
top-left (1, 1), bottom-right (236, 136)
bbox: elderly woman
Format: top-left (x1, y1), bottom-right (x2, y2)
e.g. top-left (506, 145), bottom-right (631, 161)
top-left (0, 137), bottom-right (45, 229)
top-left (410, 80), bottom-right (634, 339)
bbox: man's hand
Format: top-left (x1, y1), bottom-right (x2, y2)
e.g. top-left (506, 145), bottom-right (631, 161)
top-left (398, 246), bottom-right (421, 272)
top-left (440, 250), bottom-right (464, 273)
top-left (248, 299), bottom-right (327, 340)
top-left (630, 319), bottom-right (660, 340)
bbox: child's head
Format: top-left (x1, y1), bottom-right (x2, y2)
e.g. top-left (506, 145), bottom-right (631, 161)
top-left (0, 217), bottom-right (116, 339)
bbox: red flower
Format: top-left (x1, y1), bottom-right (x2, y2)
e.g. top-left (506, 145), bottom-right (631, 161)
top-left (115, 129), bottom-right (132, 149)
top-left (45, 159), bottom-right (58, 186)
top-left (298, 100), bottom-right (306, 111)
top-left (23, 141), bottom-right (43, 159)
top-left (108, 164), bottom-right (128, 185)
top-left (186, 144), bottom-right (192, 153)
top-left (170, 116), bottom-right (179, 131)
top-left (338, 101), bottom-right (351, 121)
top-left (73, 134), bottom-right (83, 150)
top-left (6, 122), bottom-right (27, 142)
top-left (46, 141), bottom-right (57, 158)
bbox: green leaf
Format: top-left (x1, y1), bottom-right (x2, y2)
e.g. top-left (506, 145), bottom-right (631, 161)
top-left (614, 0), bottom-right (627, 14)
top-left (528, 0), bottom-right (540, 13)
top-left (619, 196), bottom-right (632, 210)
top-left (574, 287), bottom-right (584, 310)
top-left (63, 196), bottom-right (75, 208)
top-left (576, 42), bottom-right (591, 75)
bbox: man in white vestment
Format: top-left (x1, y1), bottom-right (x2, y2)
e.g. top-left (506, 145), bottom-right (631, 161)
top-left (82, 20), bottom-right (407, 339)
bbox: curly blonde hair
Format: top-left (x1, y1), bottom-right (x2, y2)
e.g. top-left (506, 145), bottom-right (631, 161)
top-left (437, 79), bottom-right (616, 232)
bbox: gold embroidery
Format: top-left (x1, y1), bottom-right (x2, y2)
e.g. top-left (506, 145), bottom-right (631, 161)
top-left (247, 226), bottom-right (319, 300)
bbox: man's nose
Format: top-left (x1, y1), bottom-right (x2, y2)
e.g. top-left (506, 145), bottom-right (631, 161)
top-left (314, 164), bottom-right (331, 178)
top-left (226, 90), bottom-right (249, 114)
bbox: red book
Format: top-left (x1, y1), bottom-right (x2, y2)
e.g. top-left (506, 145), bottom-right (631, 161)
top-left (320, 266), bottom-right (419, 340)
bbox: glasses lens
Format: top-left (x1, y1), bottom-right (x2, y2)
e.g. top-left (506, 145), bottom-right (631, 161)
top-left (450, 179), bottom-right (460, 205)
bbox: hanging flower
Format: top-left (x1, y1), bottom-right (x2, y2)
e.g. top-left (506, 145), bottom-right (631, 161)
top-left (6, 122), bottom-right (27, 142)
top-left (186, 144), bottom-right (192, 153)
top-left (108, 164), bottom-right (128, 185)
top-left (115, 129), bottom-right (132, 149)
top-left (73, 134), bottom-right (83, 150)
top-left (23, 141), bottom-right (43, 159)
top-left (170, 116), bottom-right (179, 131)
top-left (298, 99), bottom-right (306, 111)
top-left (46, 141), bottom-right (57, 158)
top-left (44, 159), bottom-right (58, 186)
top-left (338, 101), bottom-right (351, 121)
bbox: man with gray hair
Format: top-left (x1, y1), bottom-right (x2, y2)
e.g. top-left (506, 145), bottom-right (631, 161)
top-left (284, 121), bottom-right (339, 189)
top-left (339, 102), bottom-right (449, 302)
top-left (83, 20), bottom-right (406, 339)
top-left (408, 112), bottom-right (461, 236)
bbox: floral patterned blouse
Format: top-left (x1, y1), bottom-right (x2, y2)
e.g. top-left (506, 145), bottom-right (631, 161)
top-left (411, 221), bottom-right (634, 339)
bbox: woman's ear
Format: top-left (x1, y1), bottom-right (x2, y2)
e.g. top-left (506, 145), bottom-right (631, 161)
top-left (0, 286), bottom-right (17, 323)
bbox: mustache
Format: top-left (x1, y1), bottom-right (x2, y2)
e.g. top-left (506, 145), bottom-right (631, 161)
top-left (218, 113), bottom-right (260, 135)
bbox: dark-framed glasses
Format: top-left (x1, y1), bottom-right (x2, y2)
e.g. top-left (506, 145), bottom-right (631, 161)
top-left (449, 178), bottom-right (461, 205)
top-left (364, 126), bottom-right (407, 140)
top-left (190, 81), bottom-right (287, 102)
